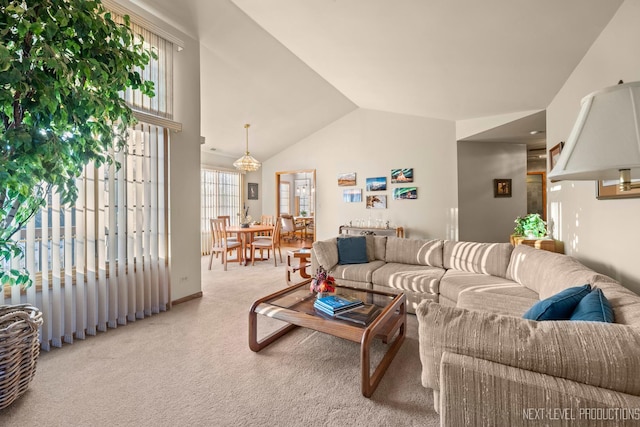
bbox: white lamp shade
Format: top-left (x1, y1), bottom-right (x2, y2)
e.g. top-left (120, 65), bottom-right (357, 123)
top-left (548, 81), bottom-right (640, 182)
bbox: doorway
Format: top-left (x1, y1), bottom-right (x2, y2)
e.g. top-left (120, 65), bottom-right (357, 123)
top-left (276, 169), bottom-right (316, 242)
top-left (526, 171), bottom-right (546, 221)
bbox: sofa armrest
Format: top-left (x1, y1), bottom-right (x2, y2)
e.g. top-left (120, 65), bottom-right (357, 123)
top-left (417, 301), bottom-right (640, 397)
top-left (440, 352), bottom-right (640, 427)
top-left (311, 239), bottom-right (338, 272)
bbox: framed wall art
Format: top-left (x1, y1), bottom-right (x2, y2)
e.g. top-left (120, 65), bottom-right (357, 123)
top-left (549, 141), bottom-right (564, 171)
top-left (596, 179), bottom-right (640, 199)
top-left (494, 179), bottom-right (512, 198)
top-left (248, 182), bottom-right (258, 200)
top-left (366, 195), bottom-right (387, 209)
top-left (391, 168), bottom-right (413, 183)
top-left (338, 172), bottom-right (356, 186)
top-left (392, 187), bottom-right (417, 200)
top-left (365, 177), bottom-right (387, 191)
top-left (342, 188), bottom-right (362, 202)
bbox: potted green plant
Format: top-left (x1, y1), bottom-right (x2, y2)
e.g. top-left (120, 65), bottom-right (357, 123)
top-left (1, 0), bottom-right (154, 287)
top-left (0, 0), bottom-right (154, 408)
top-left (513, 213), bottom-right (548, 239)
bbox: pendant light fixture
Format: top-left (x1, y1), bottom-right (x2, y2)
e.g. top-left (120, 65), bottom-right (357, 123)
top-left (233, 123), bottom-right (261, 172)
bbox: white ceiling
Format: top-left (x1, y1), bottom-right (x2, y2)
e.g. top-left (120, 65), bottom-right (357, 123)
top-left (132, 0), bottom-right (623, 160)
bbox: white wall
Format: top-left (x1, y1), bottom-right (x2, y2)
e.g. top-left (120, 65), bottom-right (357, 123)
top-left (547, 0), bottom-right (640, 294)
top-left (262, 108), bottom-right (458, 240)
top-left (170, 36), bottom-right (202, 301)
top-left (457, 141), bottom-right (527, 242)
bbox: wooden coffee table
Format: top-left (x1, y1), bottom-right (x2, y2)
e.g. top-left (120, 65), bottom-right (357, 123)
top-left (249, 280), bottom-right (406, 397)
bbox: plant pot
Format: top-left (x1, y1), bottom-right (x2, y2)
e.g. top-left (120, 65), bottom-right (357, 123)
top-left (0, 304), bottom-right (43, 410)
top-left (240, 223), bottom-right (250, 228)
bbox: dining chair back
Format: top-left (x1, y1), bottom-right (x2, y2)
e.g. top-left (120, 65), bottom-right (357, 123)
top-left (217, 215), bottom-right (238, 242)
top-left (280, 214), bottom-right (304, 241)
top-left (304, 218), bottom-right (315, 242)
top-left (257, 215), bottom-right (275, 238)
top-left (260, 215), bottom-right (275, 226)
top-left (251, 218), bottom-right (282, 266)
top-left (209, 218), bottom-right (242, 271)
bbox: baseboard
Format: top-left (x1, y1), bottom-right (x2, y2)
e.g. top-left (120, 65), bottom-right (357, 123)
top-left (172, 291), bottom-right (203, 306)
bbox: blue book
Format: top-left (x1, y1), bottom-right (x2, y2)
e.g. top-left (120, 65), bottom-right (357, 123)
top-left (315, 295), bottom-right (362, 311)
top-left (314, 300), bottom-right (364, 316)
top-left (314, 295), bottom-right (363, 314)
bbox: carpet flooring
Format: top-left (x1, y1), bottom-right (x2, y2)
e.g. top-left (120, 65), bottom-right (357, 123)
top-left (0, 251), bottom-right (440, 426)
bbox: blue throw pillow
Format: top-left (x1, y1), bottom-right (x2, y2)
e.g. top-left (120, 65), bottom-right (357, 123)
top-left (337, 236), bottom-right (368, 265)
top-left (523, 284), bottom-right (591, 321)
top-left (570, 288), bottom-right (614, 323)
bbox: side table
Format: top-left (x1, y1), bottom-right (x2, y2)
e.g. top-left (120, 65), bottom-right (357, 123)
top-left (286, 248), bottom-right (312, 285)
top-left (510, 235), bottom-right (564, 254)
top-left (339, 225), bottom-right (405, 238)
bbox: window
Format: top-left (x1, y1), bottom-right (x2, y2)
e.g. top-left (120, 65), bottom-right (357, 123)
top-left (2, 5), bottom-right (179, 351)
top-left (279, 182), bottom-right (291, 215)
top-left (201, 169), bottom-right (241, 254)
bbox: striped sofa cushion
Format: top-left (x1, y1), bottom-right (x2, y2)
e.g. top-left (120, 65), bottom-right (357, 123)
top-left (371, 263), bottom-right (445, 295)
top-left (385, 237), bottom-right (443, 268)
top-left (443, 241), bottom-right (513, 278)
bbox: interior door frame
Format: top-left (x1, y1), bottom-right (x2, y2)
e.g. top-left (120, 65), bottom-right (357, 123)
top-left (276, 169), bottom-right (316, 242)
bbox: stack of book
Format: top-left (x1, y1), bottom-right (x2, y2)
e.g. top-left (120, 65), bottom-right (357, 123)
top-left (335, 304), bottom-right (380, 325)
top-left (314, 295), bottom-right (364, 316)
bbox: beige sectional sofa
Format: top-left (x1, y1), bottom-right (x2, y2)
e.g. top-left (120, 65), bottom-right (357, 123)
top-left (311, 236), bottom-right (446, 313)
top-left (311, 236), bottom-right (640, 425)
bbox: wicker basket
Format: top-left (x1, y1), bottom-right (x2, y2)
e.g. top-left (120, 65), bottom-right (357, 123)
top-left (0, 304), bottom-right (43, 410)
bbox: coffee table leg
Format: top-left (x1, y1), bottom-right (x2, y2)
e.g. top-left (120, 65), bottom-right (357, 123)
top-left (360, 302), bottom-right (406, 398)
top-left (249, 307), bottom-right (298, 352)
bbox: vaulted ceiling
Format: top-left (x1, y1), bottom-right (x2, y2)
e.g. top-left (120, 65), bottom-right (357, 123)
top-left (133, 0), bottom-right (623, 161)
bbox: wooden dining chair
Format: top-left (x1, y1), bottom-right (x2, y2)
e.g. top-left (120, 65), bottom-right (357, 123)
top-left (256, 215), bottom-right (274, 237)
top-left (208, 218), bottom-right (242, 271)
top-left (280, 214), bottom-right (304, 241)
top-left (217, 216), bottom-right (238, 242)
top-left (253, 215), bottom-right (275, 258)
top-left (304, 217), bottom-right (315, 242)
top-left (251, 218), bottom-right (282, 266)
top-left (260, 215), bottom-right (275, 227)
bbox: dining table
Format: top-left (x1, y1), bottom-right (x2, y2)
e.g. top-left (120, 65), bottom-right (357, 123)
top-left (226, 224), bottom-right (275, 266)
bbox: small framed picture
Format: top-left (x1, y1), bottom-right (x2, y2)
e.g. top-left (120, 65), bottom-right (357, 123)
top-left (366, 177), bottom-right (387, 191)
top-left (493, 179), bottom-right (512, 198)
top-left (248, 182), bottom-right (258, 200)
top-left (338, 172), bottom-right (356, 186)
top-left (549, 141), bottom-right (564, 171)
top-left (366, 195), bottom-right (387, 208)
top-left (342, 188), bottom-right (362, 202)
top-left (391, 168), bottom-right (413, 183)
top-left (596, 179), bottom-right (640, 199)
top-left (392, 187), bottom-right (417, 200)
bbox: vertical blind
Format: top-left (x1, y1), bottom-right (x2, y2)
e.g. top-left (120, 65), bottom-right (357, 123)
top-left (0, 5), bottom-right (176, 350)
top-left (200, 169), bottom-right (242, 255)
top-left (119, 18), bottom-right (173, 120)
top-left (2, 125), bottom-right (170, 351)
